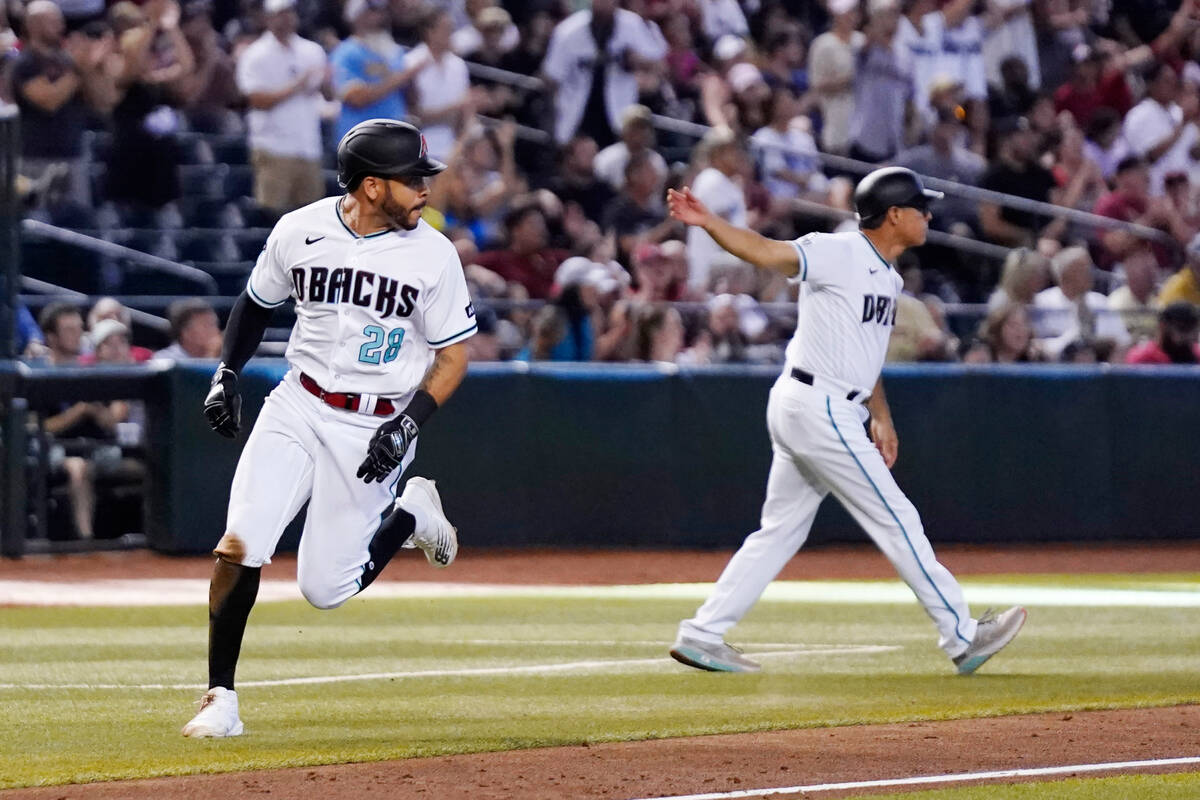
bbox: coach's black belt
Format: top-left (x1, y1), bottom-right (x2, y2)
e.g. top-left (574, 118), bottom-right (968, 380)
top-left (790, 368), bottom-right (866, 403)
top-left (299, 372), bottom-right (396, 416)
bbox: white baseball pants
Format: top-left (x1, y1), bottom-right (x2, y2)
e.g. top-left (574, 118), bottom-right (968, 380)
top-left (680, 376), bottom-right (977, 659)
top-left (221, 370), bottom-right (417, 609)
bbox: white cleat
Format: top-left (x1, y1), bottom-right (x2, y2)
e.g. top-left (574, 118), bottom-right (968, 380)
top-left (398, 477), bottom-right (458, 568)
top-left (953, 606), bottom-right (1027, 676)
top-left (181, 686), bottom-right (244, 738)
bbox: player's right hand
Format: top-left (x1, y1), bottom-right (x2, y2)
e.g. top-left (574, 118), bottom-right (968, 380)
top-left (203, 365), bottom-right (241, 438)
top-left (666, 187), bottom-right (711, 227)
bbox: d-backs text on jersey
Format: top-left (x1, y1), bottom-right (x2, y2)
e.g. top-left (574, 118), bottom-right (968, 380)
top-left (861, 294), bottom-right (897, 326)
top-left (289, 267), bottom-right (419, 318)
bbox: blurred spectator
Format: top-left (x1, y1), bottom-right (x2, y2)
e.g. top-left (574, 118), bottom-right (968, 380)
top-left (38, 303), bottom-right (84, 365)
top-left (429, 121), bottom-right (523, 247)
top-left (848, 0), bottom-right (912, 163)
top-left (451, 1), bottom-right (518, 58)
top-left (85, 297), bottom-right (154, 362)
top-left (686, 126), bottom-right (751, 292)
top-left (661, 14), bottom-right (702, 98)
top-left (154, 298), bottom-right (221, 358)
top-left (475, 205), bottom-right (567, 300)
top-left (978, 116), bottom-right (1059, 246)
top-left (330, 0), bottom-right (418, 141)
top-left (104, 0), bottom-right (194, 211)
top-left (1093, 156), bottom-right (1191, 267)
top-left (11, 1), bottom-right (115, 207)
top-left (236, 0), bottom-right (326, 215)
top-left (988, 54), bottom-right (1036, 127)
top-left (895, 108), bottom-right (986, 230)
top-left (514, 304), bottom-right (567, 361)
top-left (1123, 61), bottom-right (1200, 195)
top-left (981, 0), bottom-right (1039, 91)
top-left (979, 301), bottom-right (1044, 362)
top-left (698, 0), bottom-right (749, 43)
top-left (540, 0), bottom-right (667, 147)
top-left (896, 0), bottom-right (980, 126)
top-left (1053, 44), bottom-right (1131, 130)
top-left (631, 240), bottom-right (689, 302)
top-left (761, 25), bottom-right (809, 96)
top-left (1157, 233), bottom-right (1200, 306)
top-left (987, 246), bottom-right (1050, 310)
top-left (1049, 124), bottom-right (1106, 214)
top-left (16, 304), bottom-right (48, 359)
top-left (546, 135), bottom-right (616, 225)
top-left (594, 104), bottom-right (669, 191)
top-left (886, 291), bottom-right (953, 361)
top-left (1034, 246), bottom-right (1131, 358)
top-left (752, 87), bottom-right (826, 203)
top-left (177, 1), bottom-right (240, 134)
top-left (807, 0), bottom-right (862, 155)
top-left (602, 151), bottom-right (676, 261)
top-left (405, 8), bottom-right (472, 163)
top-left (1082, 108), bottom-right (1130, 179)
top-left (633, 303), bottom-right (685, 362)
top-left (1059, 338), bottom-right (1098, 363)
top-left (1108, 245), bottom-right (1162, 340)
top-left (1124, 302), bottom-right (1200, 363)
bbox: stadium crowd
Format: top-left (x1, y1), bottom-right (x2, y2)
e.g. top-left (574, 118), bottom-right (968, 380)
top-left (4, 0), bottom-right (1200, 371)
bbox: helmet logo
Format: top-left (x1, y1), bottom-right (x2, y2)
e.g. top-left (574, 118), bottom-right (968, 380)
top-left (419, 134), bottom-right (428, 159)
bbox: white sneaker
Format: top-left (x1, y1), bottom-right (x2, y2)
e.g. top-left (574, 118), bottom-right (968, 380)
top-left (398, 477), bottom-right (458, 568)
top-left (953, 606), bottom-right (1027, 675)
top-left (181, 686), bottom-right (244, 737)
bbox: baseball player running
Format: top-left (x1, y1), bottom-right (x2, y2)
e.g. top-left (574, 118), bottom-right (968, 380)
top-left (666, 167), bottom-right (1026, 675)
top-left (182, 119), bottom-right (476, 737)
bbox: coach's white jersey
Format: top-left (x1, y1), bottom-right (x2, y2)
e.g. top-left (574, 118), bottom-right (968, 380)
top-left (786, 230), bottom-right (902, 393)
top-left (246, 196), bottom-right (477, 397)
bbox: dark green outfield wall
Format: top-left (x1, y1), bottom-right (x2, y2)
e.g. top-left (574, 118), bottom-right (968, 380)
top-left (150, 362), bottom-right (1200, 554)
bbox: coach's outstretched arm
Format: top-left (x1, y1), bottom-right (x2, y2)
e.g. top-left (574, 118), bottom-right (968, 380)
top-left (667, 187), bottom-right (799, 276)
top-left (202, 291), bottom-right (275, 438)
top-left (356, 341), bottom-right (469, 483)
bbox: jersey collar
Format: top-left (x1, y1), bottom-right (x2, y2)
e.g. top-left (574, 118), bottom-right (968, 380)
top-left (335, 197), bottom-right (395, 240)
top-left (858, 232), bottom-right (893, 272)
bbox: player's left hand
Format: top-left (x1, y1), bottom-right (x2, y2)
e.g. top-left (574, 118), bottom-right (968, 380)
top-left (870, 417), bottom-right (899, 469)
top-left (356, 414), bottom-right (419, 483)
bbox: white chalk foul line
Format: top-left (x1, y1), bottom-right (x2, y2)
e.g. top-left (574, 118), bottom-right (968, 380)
top-left (624, 756), bottom-right (1200, 800)
top-left (0, 644), bottom-right (899, 691)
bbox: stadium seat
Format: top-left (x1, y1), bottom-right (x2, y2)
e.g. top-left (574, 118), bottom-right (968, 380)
top-left (223, 166), bottom-right (255, 200)
top-left (20, 239), bottom-right (105, 293)
top-left (42, 201), bottom-right (98, 230)
top-left (178, 230), bottom-right (240, 263)
top-left (178, 164), bottom-right (229, 199)
top-left (180, 197), bottom-right (244, 229)
top-left (117, 262), bottom-right (216, 296)
top-left (232, 230), bottom-right (269, 260)
top-left (234, 197), bottom-right (279, 228)
top-left (210, 136), bottom-right (250, 166)
top-left (195, 261), bottom-right (255, 295)
top-left (175, 134), bottom-right (214, 165)
top-left (122, 229), bottom-right (180, 260)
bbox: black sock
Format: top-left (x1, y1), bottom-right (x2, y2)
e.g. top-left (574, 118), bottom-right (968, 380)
top-left (208, 560), bottom-right (261, 691)
top-left (358, 507), bottom-right (417, 592)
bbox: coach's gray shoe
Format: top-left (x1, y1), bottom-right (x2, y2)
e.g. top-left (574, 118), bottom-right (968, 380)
top-left (670, 635), bottom-right (761, 673)
top-left (953, 606), bottom-right (1027, 676)
top-left (182, 687), bottom-right (243, 738)
top-left (398, 477), bottom-right (458, 568)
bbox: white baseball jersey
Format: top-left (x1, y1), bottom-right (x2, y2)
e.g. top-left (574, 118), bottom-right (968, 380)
top-left (679, 227), bottom-right (979, 662)
top-left (786, 230), bottom-right (903, 394)
top-left (247, 196), bottom-right (478, 398)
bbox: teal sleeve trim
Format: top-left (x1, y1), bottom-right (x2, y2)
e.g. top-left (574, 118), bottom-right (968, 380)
top-left (247, 282), bottom-right (288, 308)
top-left (428, 323), bottom-right (478, 347)
top-left (790, 241), bottom-right (808, 281)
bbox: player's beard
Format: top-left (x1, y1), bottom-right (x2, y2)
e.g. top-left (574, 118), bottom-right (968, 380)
top-left (381, 192), bottom-right (424, 231)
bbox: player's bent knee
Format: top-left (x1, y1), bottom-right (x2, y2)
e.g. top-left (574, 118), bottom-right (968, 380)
top-left (298, 580), bottom-right (351, 610)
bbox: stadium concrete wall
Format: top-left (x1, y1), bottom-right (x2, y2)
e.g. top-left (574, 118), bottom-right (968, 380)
top-left (151, 361), bottom-right (1200, 553)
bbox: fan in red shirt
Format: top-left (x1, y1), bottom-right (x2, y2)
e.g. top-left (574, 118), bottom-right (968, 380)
top-left (475, 205), bottom-right (568, 300)
top-left (1092, 156), bottom-right (1189, 269)
top-left (1054, 44), bottom-right (1132, 129)
top-left (1125, 302), bottom-right (1200, 364)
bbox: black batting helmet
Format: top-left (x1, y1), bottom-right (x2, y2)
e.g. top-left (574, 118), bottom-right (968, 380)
top-left (853, 167), bottom-right (943, 227)
top-left (336, 119), bottom-right (446, 190)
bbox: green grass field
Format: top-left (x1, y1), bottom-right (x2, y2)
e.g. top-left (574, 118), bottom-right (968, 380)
top-left (1, 574), bottom-right (1198, 792)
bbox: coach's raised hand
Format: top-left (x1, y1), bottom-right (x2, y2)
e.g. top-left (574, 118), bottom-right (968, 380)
top-left (203, 364), bottom-right (241, 438)
top-left (666, 187), bottom-right (712, 227)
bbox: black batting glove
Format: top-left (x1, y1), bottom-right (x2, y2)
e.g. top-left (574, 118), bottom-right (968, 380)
top-left (356, 413), bottom-right (419, 483)
top-left (203, 364), bottom-right (241, 438)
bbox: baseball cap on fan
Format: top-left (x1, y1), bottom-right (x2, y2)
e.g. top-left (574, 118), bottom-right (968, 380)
top-left (263, 0), bottom-right (294, 14)
top-left (89, 318), bottom-right (129, 348)
top-left (344, 0), bottom-right (386, 23)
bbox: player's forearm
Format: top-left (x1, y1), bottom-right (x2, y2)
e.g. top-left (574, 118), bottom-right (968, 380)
top-left (220, 291), bottom-right (275, 373)
top-left (418, 341), bottom-right (469, 406)
top-left (699, 215), bottom-right (798, 276)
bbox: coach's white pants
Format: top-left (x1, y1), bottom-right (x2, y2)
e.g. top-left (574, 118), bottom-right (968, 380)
top-left (221, 370), bottom-right (417, 609)
top-left (680, 377), bottom-right (976, 658)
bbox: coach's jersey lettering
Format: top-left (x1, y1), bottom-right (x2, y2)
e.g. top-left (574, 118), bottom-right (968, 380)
top-left (358, 325), bottom-right (406, 364)
top-left (861, 295), bottom-right (897, 326)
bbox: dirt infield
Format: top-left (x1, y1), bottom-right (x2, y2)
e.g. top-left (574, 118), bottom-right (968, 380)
top-left (2, 542), bottom-right (1197, 799)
